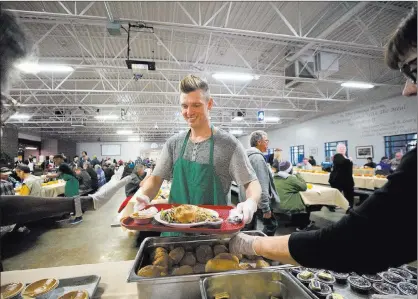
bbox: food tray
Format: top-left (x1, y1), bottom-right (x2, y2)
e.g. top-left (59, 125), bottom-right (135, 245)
top-left (120, 204), bottom-right (245, 234)
top-left (24, 275), bottom-right (100, 298)
top-left (127, 231), bottom-right (284, 299)
top-left (200, 269), bottom-right (318, 299)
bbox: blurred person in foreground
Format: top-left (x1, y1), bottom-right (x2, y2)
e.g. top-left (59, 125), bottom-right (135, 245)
top-left (229, 7), bottom-right (417, 274)
top-left (240, 131), bottom-right (279, 236)
top-left (134, 75), bottom-right (261, 236)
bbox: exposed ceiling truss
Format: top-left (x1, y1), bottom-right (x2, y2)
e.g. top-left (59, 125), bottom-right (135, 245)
top-left (1, 1), bottom-right (412, 142)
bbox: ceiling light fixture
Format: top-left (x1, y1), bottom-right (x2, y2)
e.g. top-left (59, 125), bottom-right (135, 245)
top-left (341, 82), bottom-right (374, 89)
top-left (230, 129), bottom-right (243, 135)
top-left (117, 130), bottom-right (133, 135)
top-left (212, 73), bottom-right (259, 81)
top-left (264, 116), bottom-right (280, 122)
top-left (25, 146), bottom-right (37, 150)
top-left (128, 137), bottom-right (140, 142)
top-left (16, 62), bottom-right (74, 74)
top-left (94, 115), bottom-right (119, 120)
top-left (233, 116), bottom-right (244, 121)
top-left (9, 113), bottom-right (31, 119)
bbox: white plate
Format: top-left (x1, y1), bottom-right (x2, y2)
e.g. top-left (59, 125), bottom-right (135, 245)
top-left (153, 208), bottom-right (220, 228)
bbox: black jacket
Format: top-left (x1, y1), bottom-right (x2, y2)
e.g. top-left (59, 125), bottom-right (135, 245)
top-left (289, 148), bottom-right (417, 274)
top-left (104, 168), bottom-right (114, 182)
top-left (329, 154), bottom-right (354, 189)
top-left (364, 162), bottom-right (377, 168)
top-left (86, 167), bottom-right (98, 189)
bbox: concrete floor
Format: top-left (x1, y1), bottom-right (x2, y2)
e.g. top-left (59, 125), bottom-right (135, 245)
top-left (2, 188), bottom-right (141, 271)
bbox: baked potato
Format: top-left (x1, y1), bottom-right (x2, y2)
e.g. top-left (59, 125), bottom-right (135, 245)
top-left (196, 245), bottom-right (214, 263)
top-left (255, 260), bottom-right (270, 268)
top-left (205, 259), bottom-right (240, 273)
top-left (169, 247), bottom-right (185, 265)
top-left (193, 263), bottom-right (206, 274)
top-left (213, 244), bottom-right (229, 256)
top-left (179, 252), bottom-right (197, 266)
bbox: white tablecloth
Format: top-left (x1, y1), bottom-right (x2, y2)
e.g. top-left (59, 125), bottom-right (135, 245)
top-left (297, 172), bottom-right (387, 190)
top-left (300, 185), bottom-right (350, 211)
top-left (41, 181), bottom-right (66, 197)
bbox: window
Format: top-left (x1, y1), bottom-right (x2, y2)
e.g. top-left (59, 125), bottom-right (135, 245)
top-left (290, 145), bottom-right (304, 165)
top-left (324, 140), bottom-right (348, 159)
top-left (384, 133), bottom-right (417, 159)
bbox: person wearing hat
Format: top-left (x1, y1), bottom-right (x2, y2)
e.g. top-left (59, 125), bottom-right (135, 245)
top-left (91, 155), bottom-right (100, 168)
top-left (0, 167), bottom-right (15, 195)
top-left (273, 161), bottom-right (309, 230)
top-left (15, 165), bottom-right (42, 197)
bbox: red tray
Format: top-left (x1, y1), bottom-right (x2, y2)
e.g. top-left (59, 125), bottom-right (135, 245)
top-left (120, 204), bottom-right (244, 234)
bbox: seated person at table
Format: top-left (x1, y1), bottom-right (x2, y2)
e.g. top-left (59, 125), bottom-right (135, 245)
top-left (102, 164), bottom-right (115, 183)
top-left (363, 157), bottom-right (376, 168)
top-left (84, 162), bottom-right (99, 192)
top-left (125, 164), bottom-right (147, 196)
top-left (376, 156), bottom-right (392, 175)
top-left (0, 167), bottom-right (15, 195)
top-left (74, 167), bottom-right (92, 191)
top-left (58, 164), bottom-right (79, 197)
top-left (273, 161), bottom-right (310, 230)
top-left (273, 161), bottom-right (307, 214)
top-left (389, 152), bottom-right (403, 171)
top-left (299, 157), bottom-right (313, 170)
top-left (321, 157), bottom-right (333, 172)
top-left (95, 164), bottom-right (106, 188)
top-left (15, 165), bottom-right (42, 197)
top-left (308, 156), bottom-right (317, 166)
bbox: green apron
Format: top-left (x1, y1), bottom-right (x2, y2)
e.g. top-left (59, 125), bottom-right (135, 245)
top-left (161, 127), bottom-right (225, 237)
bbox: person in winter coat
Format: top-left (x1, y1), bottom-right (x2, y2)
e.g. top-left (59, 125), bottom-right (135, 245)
top-left (95, 165), bottom-right (106, 188)
top-left (329, 143), bottom-right (354, 207)
top-left (239, 131), bottom-right (279, 236)
top-left (273, 160), bottom-right (307, 214)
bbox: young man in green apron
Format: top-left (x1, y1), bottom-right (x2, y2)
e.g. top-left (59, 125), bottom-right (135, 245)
top-left (134, 75), bottom-right (262, 234)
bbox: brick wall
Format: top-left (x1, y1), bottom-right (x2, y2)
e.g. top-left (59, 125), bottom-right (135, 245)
top-left (0, 126), bottom-right (18, 162)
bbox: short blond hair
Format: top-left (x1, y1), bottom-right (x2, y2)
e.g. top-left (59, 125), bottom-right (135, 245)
top-left (180, 75), bottom-right (210, 101)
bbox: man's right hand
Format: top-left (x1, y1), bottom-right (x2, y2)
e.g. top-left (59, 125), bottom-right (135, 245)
top-left (134, 193), bottom-right (150, 212)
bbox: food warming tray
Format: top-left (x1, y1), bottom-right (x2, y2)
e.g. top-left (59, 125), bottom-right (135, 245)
top-left (201, 269), bottom-right (318, 299)
top-left (127, 231), bottom-right (286, 299)
top-left (120, 204), bottom-right (245, 234)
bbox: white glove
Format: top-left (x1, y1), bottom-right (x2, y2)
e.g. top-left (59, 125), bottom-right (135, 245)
top-left (236, 198), bottom-right (257, 224)
top-left (134, 191), bottom-right (150, 212)
top-left (229, 233), bottom-right (259, 256)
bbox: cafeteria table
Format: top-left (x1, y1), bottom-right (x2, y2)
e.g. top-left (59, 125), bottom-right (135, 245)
top-left (300, 185), bottom-right (350, 211)
top-left (41, 181), bottom-right (66, 197)
top-left (296, 172), bottom-right (387, 190)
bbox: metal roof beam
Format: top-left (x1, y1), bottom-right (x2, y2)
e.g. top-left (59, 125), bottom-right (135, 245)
top-left (8, 89), bottom-right (350, 102)
top-left (287, 2), bottom-right (370, 62)
top-left (6, 9), bottom-right (383, 53)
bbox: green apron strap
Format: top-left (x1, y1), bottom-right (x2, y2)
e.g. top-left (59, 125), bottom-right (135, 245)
top-left (209, 126), bottom-right (214, 166)
top-left (179, 129), bottom-right (191, 158)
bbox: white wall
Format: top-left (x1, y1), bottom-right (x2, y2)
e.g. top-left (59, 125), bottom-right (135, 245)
top-left (239, 96), bottom-right (417, 165)
top-left (76, 142), bottom-right (163, 161)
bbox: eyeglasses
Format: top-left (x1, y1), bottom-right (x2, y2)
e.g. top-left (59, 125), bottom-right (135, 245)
top-left (400, 58), bottom-right (417, 84)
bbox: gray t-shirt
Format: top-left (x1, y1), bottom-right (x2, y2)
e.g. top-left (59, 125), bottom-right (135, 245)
top-left (153, 128), bottom-right (257, 201)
